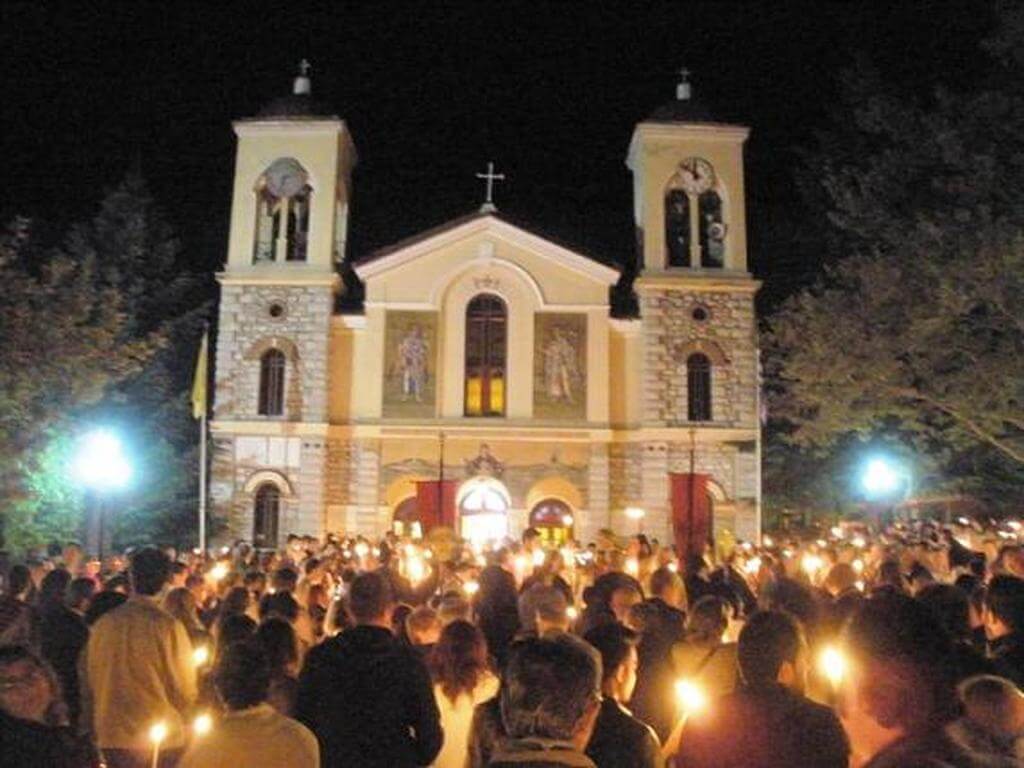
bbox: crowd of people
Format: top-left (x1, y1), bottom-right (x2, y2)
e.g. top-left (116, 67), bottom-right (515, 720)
top-left (2, 517), bottom-right (1024, 766)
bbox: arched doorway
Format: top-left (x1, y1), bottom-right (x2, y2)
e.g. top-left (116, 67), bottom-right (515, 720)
top-left (253, 483), bottom-right (280, 549)
top-left (392, 495), bottom-right (421, 537)
top-left (529, 498), bottom-right (575, 546)
top-left (458, 478), bottom-right (510, 546)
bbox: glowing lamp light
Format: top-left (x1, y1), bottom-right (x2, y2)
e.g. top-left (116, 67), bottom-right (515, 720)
top-left (73, 429), bottom-right (132, 490)
top-left (464, 580), bottom-right (480, 596)
top-left (562, 514), bottom-right (574, 527)
top-left (192, 645), bottom-right (210, 668)
top-left (861, 458), bottom-right (900, 497)
top-left (675, 679), bottom-right (707, 713)
top-left (193, 713), bottom-right (213, 737)
top-left (149, 721), bottom-right (168, 745)
top-left (819, 646), bottom-right (847, 688)
top-left (209, 563), bottom-right (228, 582)
top-left (625, 507), bottom-right (646, 521)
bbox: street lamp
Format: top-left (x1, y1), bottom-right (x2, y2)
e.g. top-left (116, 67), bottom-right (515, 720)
top-left (860, 456), bottom-right (911, 501)
top-left (73, 429), bottom-right (131, 560)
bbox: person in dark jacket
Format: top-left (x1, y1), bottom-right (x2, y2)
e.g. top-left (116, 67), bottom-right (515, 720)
top-left (475, 551), bottom-right (521, 666)
top-left (674, 610), bottom-right (849, 768)
top-left (985, 575), bottom-right (1024, 689)
top-left (295, 570), bottom-right (442, 767)
top-left (35, 568), bottom-right (89, 728)
top-left (584, 623), bottom-right (662, 768)
top-left (630, 566), bottom-right (687, 741)
top-left (487, 634), bottom-right (601, 768)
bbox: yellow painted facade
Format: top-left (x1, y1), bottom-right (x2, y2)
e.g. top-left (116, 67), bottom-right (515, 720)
top-left (210, 75), bottom-right (761, 549)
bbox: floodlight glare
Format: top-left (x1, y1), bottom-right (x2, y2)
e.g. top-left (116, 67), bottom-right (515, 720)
top-left (861, 458), bottom-right (899, 497)
top-left (74, 430), bottom-right (131, 490)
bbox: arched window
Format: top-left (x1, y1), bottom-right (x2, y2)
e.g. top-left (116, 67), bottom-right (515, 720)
top-left (529, 498), bottom-right (574, 546)
top-left (253, 484), bottom-right (280, 549)
top-left (464, 295), bottom-right (507, 417)
top-left (687, 353), bottom-right (712, 421)
top-left (258, 349), bottom-right (286, 416)
top-left (253, 158), bottom-right (312, 263)
top-left (699, 190), bottom-right (725, 268)
top-left (665, 189), bottom-right (690, 267)
top-left (459, 478), bottom-right (510, 545)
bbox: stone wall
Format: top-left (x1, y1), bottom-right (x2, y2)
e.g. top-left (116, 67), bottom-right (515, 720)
top-left (214, 284), bottom-right (333, 422)
top-left (639, 288), bottom-right (757, 427)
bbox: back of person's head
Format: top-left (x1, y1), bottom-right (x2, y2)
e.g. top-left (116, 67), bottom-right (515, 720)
top-left (271, 566), bottom-right (299, 594)
top-left (687, 595), bottom-right (729, 644)
top-left (649, 566), bottom-right (685, 605)
top-left (431, 619), bottom-right (489, 703)
top-left (738, 610), bottom-right (805, 689)
top-left (584, 623), bottom-right (639, 687)
top-left (243, 570), bottom-right (266, 592)
top-left (258, 591), bottom-right (299, 623)
top-left (221, 585), bottom-right (251, 617)
top-left (214, 638), bottom-right (270, 711)
top-left (6, 564), bottom-right (31, 597)
top-left (103, 573), bottom-right (130, 594)
top-left (610, 584), bottom-right (642, 623)
top-left (535, 588), bottom-right (570, 635)
top-left (878, 559), bottom-right (904, 590)
top-left (163, 586), bottom-right (199, 625)
top-left (67, 576), bottom-right (96, 611)
top-left (84, 590), bottom-right (127, 625)
top-left (0, 644), bottom-right (64, 724)
top-left (823, 562), bottom-right (857, 597)
top-left (522, 528), bottom-right (540, 546)
top-left (501, 634), bottom-right (601, 743)
top-left (255, 617), bottom-right (299, 674)
top-left (917, 583), bottom-right (971, 641)
top-left (38, 568), bottom-right (71, 608)
top-left (129, 547), bottom-right (172, 596)
top-left (759, 576), bottom-right (820, 635)
top-left (349, 571), bottom-right (394, 624)
top-left (845, 593), bottom-right (957, 729)
top-left (406, 605), bottom-right (442, 646)
top-left (217, 612), bottom-right (257, 654)
top-left (985, 575), bottom-right (1024, 633)
top-left (958, 675), bottom-right (1024, 740)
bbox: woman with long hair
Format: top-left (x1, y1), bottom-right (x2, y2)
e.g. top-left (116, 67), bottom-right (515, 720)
top-left (428, 620), bottom-right (499, 768)
top-left (255, 617), bottom-right (300, 716)
top-left (163, 586), bottom-right (210, 647)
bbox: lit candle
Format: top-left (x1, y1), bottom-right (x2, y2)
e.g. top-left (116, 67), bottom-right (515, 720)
top-left (532, 548), bottom-right (545, 567)
top-left (193, 712), bottom-right (213, 737)
top-left (464, 580), bottom-right (480, 596)
top-left (209, 563), bottom-right (228, 582)
top-left (818, 645), bottom-right (847, 688)
top-left (149, 721), bottom-right (168, 768)
top-left (674, 679), bottom-right (707, 714)
top-left (192, 645), bottom-right (210, 668)
top-left (566, 605), bottom-right (579, 621)
top-left (625, 557), bottom-right (639, 576)
top-left (742, 556), bottom-right (762, 576)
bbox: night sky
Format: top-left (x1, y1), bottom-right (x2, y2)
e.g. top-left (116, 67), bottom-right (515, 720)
top-left (1, 2), bottom-right (994, 307)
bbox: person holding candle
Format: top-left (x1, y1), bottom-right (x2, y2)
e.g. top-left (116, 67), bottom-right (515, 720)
top-left (672, 610), bottom-right (848, 768)
top-left (177, 638), bottom-right (318, 768)
top-left (81, 547), bottom-right (197, 768)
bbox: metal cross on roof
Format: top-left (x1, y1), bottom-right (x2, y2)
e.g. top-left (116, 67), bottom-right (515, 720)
top-left (475, 161), bottom-right (505, 213)
top-left (299, 59), bottom-right (312, 76)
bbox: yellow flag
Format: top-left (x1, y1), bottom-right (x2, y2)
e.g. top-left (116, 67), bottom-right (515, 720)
top-left (191, 329), bottom-right (208, 420)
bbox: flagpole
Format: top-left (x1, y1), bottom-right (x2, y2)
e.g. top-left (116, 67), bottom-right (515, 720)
top-left (199, 408), bottom-right (208, 554)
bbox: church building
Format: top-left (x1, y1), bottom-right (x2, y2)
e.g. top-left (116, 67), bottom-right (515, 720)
top-left (209, 67), bottom-right (761, 552)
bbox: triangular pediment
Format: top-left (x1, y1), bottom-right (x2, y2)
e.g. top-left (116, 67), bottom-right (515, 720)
top-left (354, 212), bottom-right (619, 285)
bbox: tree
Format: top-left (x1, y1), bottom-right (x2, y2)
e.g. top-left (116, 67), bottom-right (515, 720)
top-left (766, 8), bottom-right (1024, 505)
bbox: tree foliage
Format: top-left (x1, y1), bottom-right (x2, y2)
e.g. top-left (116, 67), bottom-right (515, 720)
top-left (766, 7), bottom-right (1024, 506)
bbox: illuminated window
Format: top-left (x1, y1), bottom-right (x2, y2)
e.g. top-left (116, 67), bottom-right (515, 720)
top-left (253, 484), bottom-right (280, 548)
top-left (459, 479), bottom-right (510, 544)
top-left (529, 498), bottom-right (574, 546)
top-left (687, 353), bottom-right (712, 421)
top-left (464, 295), bottom-right (506, 417)
top-left (258, 349), bottom-right (286, 416)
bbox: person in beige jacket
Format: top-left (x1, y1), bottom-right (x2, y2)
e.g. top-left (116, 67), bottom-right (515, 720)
top-left (83, 547), bottom-right (197, 767)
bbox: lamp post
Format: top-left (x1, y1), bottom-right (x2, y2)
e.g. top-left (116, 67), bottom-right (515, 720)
top-left (73, 429), bottom-right (131, 561)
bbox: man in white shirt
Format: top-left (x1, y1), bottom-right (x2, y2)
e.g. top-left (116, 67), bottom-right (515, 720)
top-left (179, 638), bottom-right (318, 768)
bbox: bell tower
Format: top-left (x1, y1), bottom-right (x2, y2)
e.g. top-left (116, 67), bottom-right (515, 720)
top-left (626, 70), bottom-right (750, 274)
top-left (624, 70), bottom-right (761, 548)
top-left (211, 63), bottom-right (357, 545)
